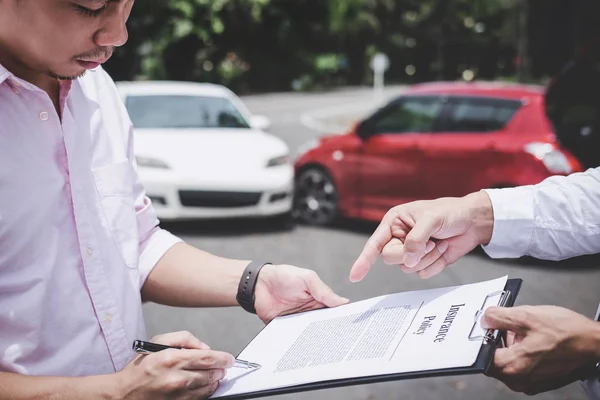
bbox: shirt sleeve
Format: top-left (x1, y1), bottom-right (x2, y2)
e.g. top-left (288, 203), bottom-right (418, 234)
top-left (481, 167), bottom-right (600, 260)
top-left (129, 151), bottom-right (182, 290)
top-left (101, 68), bottom-right (183, 289)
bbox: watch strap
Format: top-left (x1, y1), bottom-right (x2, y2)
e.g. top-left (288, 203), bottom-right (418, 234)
top-left (236, 261), bottom-right (271, 314)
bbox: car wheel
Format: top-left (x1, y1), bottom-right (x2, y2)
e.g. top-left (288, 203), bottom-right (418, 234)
top-left (293, 167), bottom-right (339, 226)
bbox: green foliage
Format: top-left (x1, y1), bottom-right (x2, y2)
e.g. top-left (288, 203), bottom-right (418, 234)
top-left (103, 0), bottom-right (583, 93)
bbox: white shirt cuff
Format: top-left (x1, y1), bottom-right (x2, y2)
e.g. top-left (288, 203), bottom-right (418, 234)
top-left (138, 228), bottom-right (183, 289)
top-left (480, 186), bottom-right (535, 259)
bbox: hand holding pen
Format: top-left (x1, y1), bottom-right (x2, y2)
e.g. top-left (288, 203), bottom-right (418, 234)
top-left (133, 340), bottom-right (261, 369)
top-left (115, 331), bottom-right (258, 400)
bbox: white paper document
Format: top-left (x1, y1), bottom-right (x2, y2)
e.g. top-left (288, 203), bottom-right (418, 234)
top-left (211, 276), bottom-right (508, 398)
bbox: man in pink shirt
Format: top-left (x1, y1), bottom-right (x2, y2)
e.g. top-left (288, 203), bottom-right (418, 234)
top-left (0, 1), bottom-right (349, 398)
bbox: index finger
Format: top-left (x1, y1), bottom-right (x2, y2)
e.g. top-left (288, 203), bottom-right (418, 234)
top-left (349, 217), bottom-right (393, 282)
top-left (180, 349), bottom-right (235, 370)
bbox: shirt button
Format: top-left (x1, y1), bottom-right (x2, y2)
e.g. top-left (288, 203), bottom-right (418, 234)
top-left (40, 111), bottom-right (49, 121)
top-left (86, 246), bottom-right (93, 256)
top-left (104, 313), bottom-right (112, 323)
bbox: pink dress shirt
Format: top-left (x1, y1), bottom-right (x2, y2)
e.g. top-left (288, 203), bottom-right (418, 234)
top-left (0, 63), bottom-right (182, 377)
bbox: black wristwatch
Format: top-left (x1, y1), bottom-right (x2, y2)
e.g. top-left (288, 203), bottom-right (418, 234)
top-left (236, 261), bottom-right (271, 314)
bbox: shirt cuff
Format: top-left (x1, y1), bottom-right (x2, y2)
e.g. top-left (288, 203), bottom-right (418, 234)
top-left (480, 186), bottom-right (535, 259)
top-left (138, 228), bottom-right (183, 290)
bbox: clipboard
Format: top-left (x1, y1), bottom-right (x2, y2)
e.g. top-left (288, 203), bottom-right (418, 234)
top-left (215, 278), bottom-right (522, 400)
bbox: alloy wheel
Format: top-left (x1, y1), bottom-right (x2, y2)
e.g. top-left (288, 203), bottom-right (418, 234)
top-left (293, 168), bottom-right (338, 225)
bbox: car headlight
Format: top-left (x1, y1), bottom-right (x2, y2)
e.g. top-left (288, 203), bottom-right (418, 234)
top-left (266, 154), bottom-right (290, 168)
top-left (136, 156), bottom-right (170, 169)
top-left (524, 142), bottom-right (572, 174)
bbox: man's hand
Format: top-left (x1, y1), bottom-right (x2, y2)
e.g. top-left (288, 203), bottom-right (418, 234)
top-left (254, 265), bottom-right (349, 324)
top-left (349, 191), bottom-right (495, 282)
top-left (482, 305), bottom-right (600, 395)
top-left (116, 331), bottom-right (235, 400)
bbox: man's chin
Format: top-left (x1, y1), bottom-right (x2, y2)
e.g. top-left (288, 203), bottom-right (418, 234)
top-left (50, 69), bottom-right (87, 81)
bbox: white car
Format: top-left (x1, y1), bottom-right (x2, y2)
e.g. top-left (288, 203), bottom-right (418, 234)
top-left (115, 80), bottom-right (294, 223)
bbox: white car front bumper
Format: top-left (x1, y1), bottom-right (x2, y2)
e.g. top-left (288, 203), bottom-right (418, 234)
top-left (138, 166), bottom-right (294, 221)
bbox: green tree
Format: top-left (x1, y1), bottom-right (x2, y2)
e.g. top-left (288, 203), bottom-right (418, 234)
top-left (104, 0), bottom-right (588, 93)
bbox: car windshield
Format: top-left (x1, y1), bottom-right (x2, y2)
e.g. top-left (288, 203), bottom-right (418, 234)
top-left (125, 94), bottom-right (251, 129)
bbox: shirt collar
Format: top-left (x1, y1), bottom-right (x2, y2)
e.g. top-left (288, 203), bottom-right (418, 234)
top-left (0, 62), bottom-right (11, 86)
top-left (0, 61), bottom-right (74, 95)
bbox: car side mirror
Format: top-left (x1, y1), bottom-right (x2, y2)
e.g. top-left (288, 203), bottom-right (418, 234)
top-left (249, 115), bottom-right (271, 131)
top-left (355, 121), bottom-right (372, 141)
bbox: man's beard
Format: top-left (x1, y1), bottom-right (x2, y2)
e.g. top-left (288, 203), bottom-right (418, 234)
top-left (50, 71), bottom-right (87, 81)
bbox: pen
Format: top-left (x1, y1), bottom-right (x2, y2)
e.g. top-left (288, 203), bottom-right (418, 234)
top-left (132, 340), bottom-right (261, 369)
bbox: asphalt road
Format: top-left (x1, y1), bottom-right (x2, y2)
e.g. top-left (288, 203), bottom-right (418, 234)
top-left (144, 87), bottom-right (600, 400)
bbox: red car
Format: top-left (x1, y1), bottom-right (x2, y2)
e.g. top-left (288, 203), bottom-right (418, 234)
top-left (293, 81), bottom-right (585, 226)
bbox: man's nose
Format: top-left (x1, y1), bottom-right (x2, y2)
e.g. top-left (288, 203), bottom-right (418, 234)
top-left (94, 7), bottom-right (129, 48)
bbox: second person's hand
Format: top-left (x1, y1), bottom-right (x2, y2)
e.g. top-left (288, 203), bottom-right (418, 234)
top-left (349, 191), bottom-right (495, 282)
top-left (481, 305), bottom-right (600, 395)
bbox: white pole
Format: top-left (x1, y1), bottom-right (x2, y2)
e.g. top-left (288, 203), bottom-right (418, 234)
top-left (374, 67), bottom-right (383, 102)
top-left (371, 53), bottom-right (388, 104)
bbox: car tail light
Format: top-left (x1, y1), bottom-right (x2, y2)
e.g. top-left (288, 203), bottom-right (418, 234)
top-left (524, 142), bottom-right (573, 174)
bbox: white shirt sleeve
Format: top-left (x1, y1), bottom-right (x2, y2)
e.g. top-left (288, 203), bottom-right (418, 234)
top-left (482, 167), bottom-right (600, 260)
top-left (482, 167), bottom-right (600, 399)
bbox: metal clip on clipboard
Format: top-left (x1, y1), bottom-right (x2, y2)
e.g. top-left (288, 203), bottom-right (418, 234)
top-left (467, 289), bottom-right (511, 344)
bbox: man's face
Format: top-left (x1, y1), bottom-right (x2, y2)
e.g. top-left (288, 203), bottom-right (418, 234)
top-left (0, 0), bottom-right (134, 80)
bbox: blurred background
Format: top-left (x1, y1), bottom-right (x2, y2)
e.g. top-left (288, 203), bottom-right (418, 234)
top-left (106, 0), bottom-right (597, 91)
top-left (104, 1), bottom-right (600, 399)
